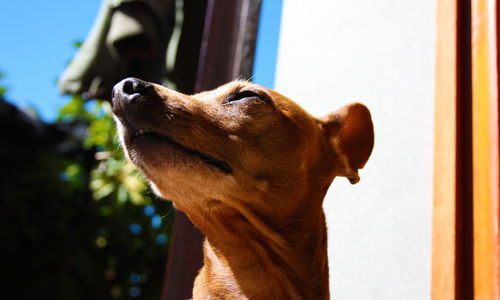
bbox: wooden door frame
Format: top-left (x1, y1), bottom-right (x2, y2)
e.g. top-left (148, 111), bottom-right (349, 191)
top-left (432, 0), bottom-right (500, 298)
top-left (432, 0), bottom-right (473, 298)
top-left (471, 0), bottom-right (500, 298)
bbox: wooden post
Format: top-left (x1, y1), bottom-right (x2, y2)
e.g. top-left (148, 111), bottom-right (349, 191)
top-left (432, 0), bottom-right (474, 298)
top-left (194, 0), bottom-right (261, 91)
top-left (471, 0), bottom-right (500, 298)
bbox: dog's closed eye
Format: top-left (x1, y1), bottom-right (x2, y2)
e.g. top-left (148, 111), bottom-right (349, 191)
top-left (225, 90), bottom-right (269, 104)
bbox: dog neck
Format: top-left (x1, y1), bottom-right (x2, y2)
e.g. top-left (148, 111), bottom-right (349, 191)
top-left (189, 188), bottom-right (330, 299)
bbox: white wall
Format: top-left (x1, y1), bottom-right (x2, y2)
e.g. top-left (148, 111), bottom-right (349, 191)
top-left (275, 1), bottom-right (436, 299)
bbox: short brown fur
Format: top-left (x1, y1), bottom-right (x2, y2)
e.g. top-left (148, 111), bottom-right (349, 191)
top-left (112, 78), bottom-right (374, 299)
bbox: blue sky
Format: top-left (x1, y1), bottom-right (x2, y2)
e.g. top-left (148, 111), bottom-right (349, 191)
top-left (0, 0), bottom-right (282, 122)
top-left (252, 0), bottom-right (282, 90)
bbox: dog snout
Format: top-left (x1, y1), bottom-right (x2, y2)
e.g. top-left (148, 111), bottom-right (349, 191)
top-left (112, 77), bottom-right (153, 106)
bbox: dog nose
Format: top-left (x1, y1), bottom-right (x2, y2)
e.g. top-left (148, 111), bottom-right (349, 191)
top-left (112, 77), bottom-right (153, 106)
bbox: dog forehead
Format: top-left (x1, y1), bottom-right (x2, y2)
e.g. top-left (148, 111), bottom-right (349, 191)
top-left (192, 81), bottom-right (249, 101)
top-left (192, 81), bottom-right (304, 107)
top-left (190, 81), bottom-right (319, 128)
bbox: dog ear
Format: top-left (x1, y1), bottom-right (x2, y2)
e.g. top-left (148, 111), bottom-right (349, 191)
top-left (319, 102), bottom-right (374, 184)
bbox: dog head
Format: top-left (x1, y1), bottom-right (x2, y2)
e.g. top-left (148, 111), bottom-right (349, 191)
top-left (112, 78), bottom-right (373, 225)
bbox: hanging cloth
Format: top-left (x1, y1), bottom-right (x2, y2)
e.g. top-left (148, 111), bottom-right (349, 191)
top-left (58, 0), bottom-right (175, 100)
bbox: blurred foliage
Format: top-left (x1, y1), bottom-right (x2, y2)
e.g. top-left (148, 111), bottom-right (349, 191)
top-left (1, 88), bottom-right (174, 299)
top-left (57, 96), bottom-right (150, 205)
top-left (0, 71), bottom-right (7, 96)
top-left (73, 40), bottom-right (83, 48)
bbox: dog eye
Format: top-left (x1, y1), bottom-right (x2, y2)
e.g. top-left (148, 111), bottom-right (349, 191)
top-left (225, 90), bottom-right (268, 104)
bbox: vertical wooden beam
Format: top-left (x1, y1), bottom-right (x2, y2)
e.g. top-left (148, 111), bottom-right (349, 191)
top-left (472, 0), bottom-right (500, 298)
top-left (162, 211), bottom-right (206, 300)
top-left (432, 1), bottom-right (459, 296)
top-left (195, 0), bottom-right (261, 91)
top-left (432, 0), bottom-right (473, 298)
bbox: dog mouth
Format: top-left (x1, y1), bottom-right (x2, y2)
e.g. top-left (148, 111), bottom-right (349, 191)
top-left (129, 128), bottom-right (233, 174)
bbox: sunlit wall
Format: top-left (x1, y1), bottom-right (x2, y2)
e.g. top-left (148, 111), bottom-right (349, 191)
top-left (275, 1), bottom-right (436, 298)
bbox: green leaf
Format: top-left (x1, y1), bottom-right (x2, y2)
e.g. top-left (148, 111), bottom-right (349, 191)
top-left (57, 94), bottom-right (89, 122)
top-left (0, 71), bottom-right (7, 97)
top-left (99, 206), bottom-right (113, 217)
top-left (93, 182), bottom-right (115, 200)
top-left (0, 86), bottom-right (7, 97)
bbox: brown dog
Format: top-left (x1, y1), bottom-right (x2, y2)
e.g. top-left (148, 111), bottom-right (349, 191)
top-left (112, 78), bottom-right (374, 299)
